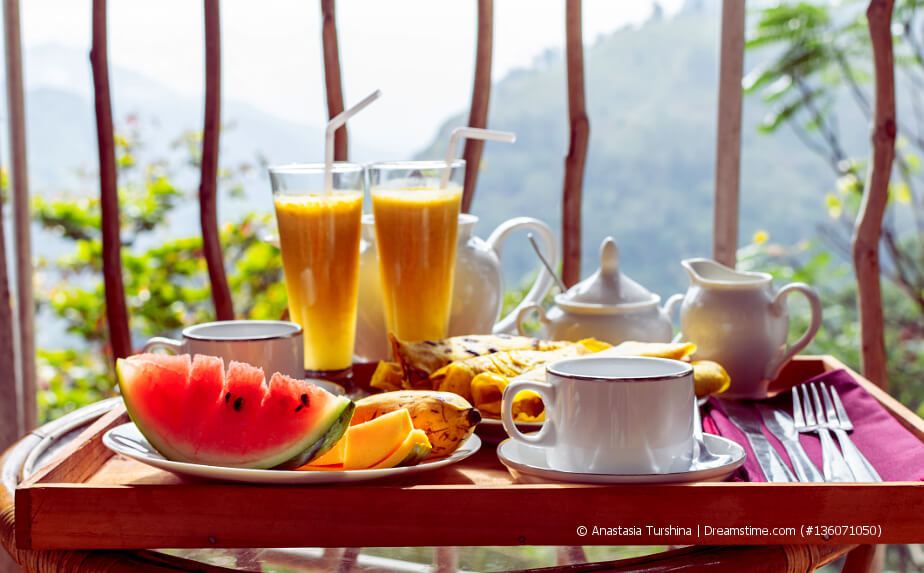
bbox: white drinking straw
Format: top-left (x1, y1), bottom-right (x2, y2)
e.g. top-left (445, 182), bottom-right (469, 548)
top-left (440, 127), bottom-right (516, 188)
top-left (324, 89), bottom-right (383, 194)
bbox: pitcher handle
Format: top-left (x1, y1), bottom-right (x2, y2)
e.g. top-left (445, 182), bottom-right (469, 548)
top-left (142, 336), bottom-right (184, 354)
top-left (516, 304), bottom-right (548, 336)
top-left (663, 293), bottom-right (685, 343)
top-left (764, 282), bottom-right (823, 381)
top-left (486, 217), bottom-right (558, 334)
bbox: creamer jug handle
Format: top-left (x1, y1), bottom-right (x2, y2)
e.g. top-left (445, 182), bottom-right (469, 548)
top-left (486, 217), bottom-right (558, 334)
top-left (765, 282), bottom-right (823, 381)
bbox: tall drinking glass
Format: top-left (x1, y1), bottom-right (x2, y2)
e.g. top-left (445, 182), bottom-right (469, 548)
top-left (269, 163), bottom-right (364, 381)
top-left (368, 160), bottom-right (465, 342)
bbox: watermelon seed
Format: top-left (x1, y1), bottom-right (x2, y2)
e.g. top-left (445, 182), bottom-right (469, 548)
top-left (234, 397), bottom-right (243, 412)
top-left (295, 404), bottom-right (303, 413)
top-left (224, 392), bottom-right (231, 403)
top-left (301, 393), bottom-right (310, 407)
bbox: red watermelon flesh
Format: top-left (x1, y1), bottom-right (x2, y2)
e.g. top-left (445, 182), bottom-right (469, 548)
top-left (117, 353), bottom-right (354, 469)
top-left (184, 355), bottom-right (225, 442)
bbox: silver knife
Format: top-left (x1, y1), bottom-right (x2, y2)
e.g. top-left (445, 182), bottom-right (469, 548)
top-left (721, 401), bottom-right (797, 482)
top-left (757, 405), bottom-right (824, 482)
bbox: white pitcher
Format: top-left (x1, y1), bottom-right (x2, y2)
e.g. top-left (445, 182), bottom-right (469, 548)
top-left (666, 258), bottom-right (823, 399)
top-left (354, 214), bottom-right (558, 361)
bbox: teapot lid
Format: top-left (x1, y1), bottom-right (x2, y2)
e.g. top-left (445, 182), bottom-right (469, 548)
top-left (560, 237), bottom-right (657, 306)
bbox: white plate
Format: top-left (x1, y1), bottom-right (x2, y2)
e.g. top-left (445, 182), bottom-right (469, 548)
top-left (104, 422), bottom-right (481, 484)
top-left (497, 434), bottom-right (745, 484)
top-left (308, 379), bottom-right (346, 396)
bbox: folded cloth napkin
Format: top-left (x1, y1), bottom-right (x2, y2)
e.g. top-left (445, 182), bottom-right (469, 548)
top-left (704, 368), bottom-right (924, 482)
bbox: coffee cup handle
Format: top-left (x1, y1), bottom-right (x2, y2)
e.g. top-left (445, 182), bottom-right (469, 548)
top-left (765, 282), bottom-right (823, 381)
top-left (501, 379), bottom-right (556, 447)
top-left (142, 337), bottom-right (184, 354)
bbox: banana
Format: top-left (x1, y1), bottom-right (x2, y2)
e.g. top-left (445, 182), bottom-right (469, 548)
top-left (352, 390), bottom-right (482, 457)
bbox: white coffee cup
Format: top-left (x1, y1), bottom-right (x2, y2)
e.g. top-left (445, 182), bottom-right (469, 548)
top-left (501, 356), bottom-right (695, 474)
top-left (142, 320), bottom-right (304, 378)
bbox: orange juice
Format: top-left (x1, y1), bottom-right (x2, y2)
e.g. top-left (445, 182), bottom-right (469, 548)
top-left (274, 191), bottom-right (363, 371)
top-left (371, 186), bottom-right (463, 341)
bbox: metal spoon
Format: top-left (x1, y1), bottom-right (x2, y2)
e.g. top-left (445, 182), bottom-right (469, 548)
top-left (527, 232), bottom-right (567, 292)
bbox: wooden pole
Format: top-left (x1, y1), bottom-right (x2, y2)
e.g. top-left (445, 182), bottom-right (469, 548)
top-left (3, 0), bottom-right (34, 432)
top-left (852, 0), bottom-right (896, 390)
top-left (200, 0), bottom-right (234, 321)
top-left (713, 0), bottom-right (745, 267)
top-left (90, 0), bottom-right (132, 361)
top-left (562, 0), bottom-right (589, 287)
top-left (0, 181), bottom-right (20, 452)
top-left (461, 0), bottom-right (494, 213)
top-left (321, 0), bottom-right (347, 161)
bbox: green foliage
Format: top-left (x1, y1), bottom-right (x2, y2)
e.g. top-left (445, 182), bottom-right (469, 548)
top-left (32, 122), bottom-right (284, 423)
top-left (745, 0), bottom-right (924, 408)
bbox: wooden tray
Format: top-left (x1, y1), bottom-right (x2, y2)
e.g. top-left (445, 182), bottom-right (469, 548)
top-left (15, 356), bottom-right (924, 550)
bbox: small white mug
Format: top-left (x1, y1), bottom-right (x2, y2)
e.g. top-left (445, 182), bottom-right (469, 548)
top-left (143, 320), bottom-right (304, 378)
top-left (501, 356), bottom-right (695, 475)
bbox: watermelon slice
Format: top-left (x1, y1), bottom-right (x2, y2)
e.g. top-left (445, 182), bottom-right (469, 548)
top-left (116, 353), bottom-right (354, 469)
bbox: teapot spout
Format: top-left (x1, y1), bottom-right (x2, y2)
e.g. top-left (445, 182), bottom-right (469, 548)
top-left (680, 257), bottom-right (771, 287)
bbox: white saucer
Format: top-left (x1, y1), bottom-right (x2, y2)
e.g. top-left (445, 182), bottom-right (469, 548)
top-left (497, 434), bottom-right (745, 484)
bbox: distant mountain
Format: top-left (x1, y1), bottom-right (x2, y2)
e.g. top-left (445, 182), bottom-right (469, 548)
top-left (417, 6), bottom-right (868, 298)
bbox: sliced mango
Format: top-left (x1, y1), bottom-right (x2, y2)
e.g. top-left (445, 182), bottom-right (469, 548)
top-left (370, 429), bottom-right (431, 470)
top-left (343, 408), bottom-right (414, 470)
top-left (305, 435), bottom-right (346, 466)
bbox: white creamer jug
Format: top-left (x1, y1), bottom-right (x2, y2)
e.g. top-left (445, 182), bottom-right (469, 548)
top-left (667, 258), bottom-right (823, 399)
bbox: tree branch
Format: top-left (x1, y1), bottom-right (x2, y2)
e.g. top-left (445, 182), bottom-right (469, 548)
top-left (852, 0), bottom-right (896, 389)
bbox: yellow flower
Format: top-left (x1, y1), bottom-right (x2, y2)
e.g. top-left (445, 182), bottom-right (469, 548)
top-left (752, 230), bottom-right (769, 245)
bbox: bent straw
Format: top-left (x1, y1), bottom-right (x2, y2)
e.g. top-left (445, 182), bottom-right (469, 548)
top-left (324, 89), bottom-right (383, 194)
top-left (440, 127), bottom-right (516, 188)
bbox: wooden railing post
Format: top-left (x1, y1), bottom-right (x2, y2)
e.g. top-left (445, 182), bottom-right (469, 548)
top-left (562, 0), bottom-right (590, 287)
top-left (3, 0), bottom-right (34, 432)
top-left (853, 0), bottom-right (896, 390)
top-left (90, 0), bottom-right (132, 361)
top-left (200, 0), bottom-right (234, 321)
top-left (713, 0), bottom-right (745, 267)
top-left (321, 0), bottom-right (347, 161)
top-left (0, 184), bottom-right (19, 452)
top-left (461, 0), bottom-right (494, 213)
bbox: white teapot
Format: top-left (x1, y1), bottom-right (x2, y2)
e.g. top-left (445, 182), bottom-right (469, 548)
top-left (355, 214), bottom-right (558, 361)
top-left (516, 237), bottom-right (674, 344)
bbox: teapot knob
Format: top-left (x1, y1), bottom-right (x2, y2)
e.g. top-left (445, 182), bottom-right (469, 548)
top-left (600, 237), bottom-right (620, 277)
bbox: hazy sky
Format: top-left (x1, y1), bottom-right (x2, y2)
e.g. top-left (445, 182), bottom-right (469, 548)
top-left (18, 0), bottom-right (683, 157)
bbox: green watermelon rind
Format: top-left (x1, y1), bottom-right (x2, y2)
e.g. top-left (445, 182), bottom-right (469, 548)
top-left (273, 400), bottom-right (354, 470)
top-left (116, 357), bottom-right (355, 470)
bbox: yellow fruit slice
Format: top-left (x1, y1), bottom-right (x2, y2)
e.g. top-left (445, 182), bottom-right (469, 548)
top-left (342, 408), bottom-right (414, 470)
top-left (369, 429), bottom-right (432, 470)
top-left (692, 360), bottom-right (731, 397)
top-left (305, 435), bottom-right (346, 467)
top-left (607, 341), bottom-right (697, 360)
top-left (370, 361), bottom-right (405, 392)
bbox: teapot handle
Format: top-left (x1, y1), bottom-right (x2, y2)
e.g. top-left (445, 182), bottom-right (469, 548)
top-left (764, 282), bottom-right (823, 381)
top-left (485, 217), bottom-right (558, 334)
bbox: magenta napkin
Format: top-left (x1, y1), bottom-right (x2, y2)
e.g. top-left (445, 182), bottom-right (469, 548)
top-left (704, 369), bottom-right (924, 482)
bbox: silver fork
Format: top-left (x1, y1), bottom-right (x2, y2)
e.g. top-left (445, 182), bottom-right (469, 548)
top-left (792, 384), bottom-right (854, 481)
top-left (819, 383), bottom-right (882, 482)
